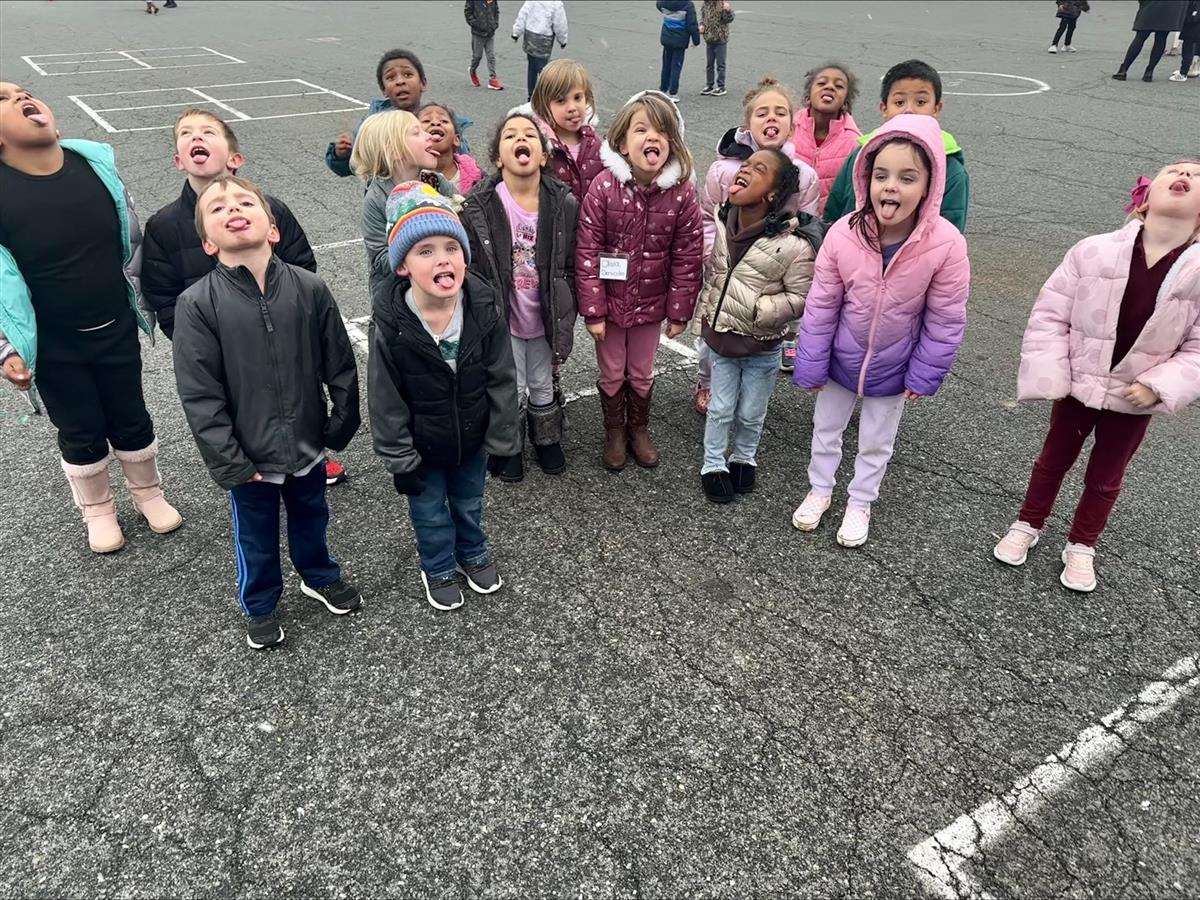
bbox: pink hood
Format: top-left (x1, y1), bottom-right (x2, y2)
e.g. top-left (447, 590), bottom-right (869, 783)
top-left (1019, 222), bottom-right (1200, 415)
top-left (791, 109), bottom-right (861, 214)
top-left (794, 114), bottom-right (971, 397)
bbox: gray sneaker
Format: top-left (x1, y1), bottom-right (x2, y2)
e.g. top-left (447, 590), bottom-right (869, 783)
top-left (421, 571), bottom-right (465, 611)
top-left (246, 612), bottom-right (284, 650)
top-left (456, 560), bottom-right (503, 594)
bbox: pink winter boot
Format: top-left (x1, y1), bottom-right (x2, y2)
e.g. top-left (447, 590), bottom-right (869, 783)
top-left (61, 456), bottom-right (125, 553)
top-left (113, 440), bottom-right (183, 535)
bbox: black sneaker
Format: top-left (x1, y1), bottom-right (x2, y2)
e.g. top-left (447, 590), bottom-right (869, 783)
top-left (456, 560), bottom-right (503, 594)
top-left (700, 85), bottom-right (714, 96)
top-left (422, 571), bottom-right (465, 611)
top-left (246, 613), bottom-right (284, 649)
top-left (728, 462), bottom-right (756, 494)
top-left (300, 578), bottom-right (362, 615)
top-left (712, 87), bottom-right (727, 96)
top-left (702, 470), bottom-right (736, 504)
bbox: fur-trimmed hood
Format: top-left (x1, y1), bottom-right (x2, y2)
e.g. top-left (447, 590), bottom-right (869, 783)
top-left (598, 139), bottom-right (684, 189)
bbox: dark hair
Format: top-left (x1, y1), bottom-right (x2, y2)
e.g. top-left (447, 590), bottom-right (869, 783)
top-left (376, 49), bottom-right (426, 90)
top-left (489, 112), bottom-right (551, 168)
top-left (880, 59), bottom-right (942, 104)
top-left (803, 63), bottom-right (859, 114)
top-left (418, 102), bottom-right (459, 135)
top-left (847, 137), bottom-right (933, 252)
top-left (717, 149), bottom-right (800, 236)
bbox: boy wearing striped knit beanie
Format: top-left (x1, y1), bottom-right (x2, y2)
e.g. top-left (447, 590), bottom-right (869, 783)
top-left (368, 181), bottom-right (520, 612)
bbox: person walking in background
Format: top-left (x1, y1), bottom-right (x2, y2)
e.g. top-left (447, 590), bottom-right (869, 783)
top-left (512, 0), bottom-right (568, 100)
top-left (699, 0), bottom-right (734, 97)
top-left (1113, 0), bottom-right (1188, 81)
top-left (657, 0), bottom-right (700, 101)
top-left (465, 0), bottom-right (504, 90)
top-left (1169, 0), bottom-right (1199, 80)
top-left (1048, 0), bottom-right (1089, 54)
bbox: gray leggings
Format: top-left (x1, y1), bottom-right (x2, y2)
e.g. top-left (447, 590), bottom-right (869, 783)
top-left (512, 335), bottom-right (555, 406)
top-left (471, 33), bottom-right (496, 77)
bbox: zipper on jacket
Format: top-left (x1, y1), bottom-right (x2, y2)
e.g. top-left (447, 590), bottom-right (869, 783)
top-left (709, 266), bottom-right (736, 330)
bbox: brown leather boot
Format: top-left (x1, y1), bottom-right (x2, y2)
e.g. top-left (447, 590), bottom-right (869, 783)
top-left (625, 384), bottom-right (659, 468)
top-left (599, 385), bottom-right (627, 471)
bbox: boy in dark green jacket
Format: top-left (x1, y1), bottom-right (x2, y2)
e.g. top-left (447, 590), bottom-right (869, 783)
top-left (823, 59), bottom-right (969, 233)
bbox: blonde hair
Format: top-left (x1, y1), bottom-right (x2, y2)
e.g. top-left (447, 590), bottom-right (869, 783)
top-left (607, 93), bottom-right (692, 182)
top-left (531, 59), bottom-right (596, 126)
top-left (742, 76), bottom-right (796, 126)
top-left (350, 109), bottom-right (422, 184)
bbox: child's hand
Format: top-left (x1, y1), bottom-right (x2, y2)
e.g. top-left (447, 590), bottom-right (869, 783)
top-left (333, 133), bottom-right (353, 159)
top-left (1123, 382), bottom-right (1159, 409)
top-left (807, 386), bottom-right (823, 395)
top-left (1, 355), bottom-right (32, 391)
top-left (248, 472), bottom-right (263, 483)
top-left (903, 389), bottom-right (923, 401)
top-left (587, 321), bottom-right (607, 343)
top-left (664, 321), bottom-right (685, 340)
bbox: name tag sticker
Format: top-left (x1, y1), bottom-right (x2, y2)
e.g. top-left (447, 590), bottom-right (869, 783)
top-left (599, 254), bottom-right (629, 281)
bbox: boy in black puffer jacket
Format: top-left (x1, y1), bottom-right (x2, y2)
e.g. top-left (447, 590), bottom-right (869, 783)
top-left (174, 175), bottom-right (361, 651)
top-left (369, 182), bottom-right (519, 613)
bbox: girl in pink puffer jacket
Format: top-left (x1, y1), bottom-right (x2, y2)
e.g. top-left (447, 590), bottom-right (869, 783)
top-left (994, 160), bottom-right (1200, 594)
top-left (576, 90), bottom-right (703, 472)
top-left (791, 114), bottom-right (970, 549)
top-left (791, 62), bottom-right (861, 216)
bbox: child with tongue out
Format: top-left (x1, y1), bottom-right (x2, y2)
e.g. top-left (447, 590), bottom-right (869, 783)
top-left (576, 90), bottom-right (703, 471)
top-left (0, 82), bottom-right (183, 555)
top-left (993, 160), bottom-right (1200, 594)
top-left (461, 110), bottom-right (579, 483)
top-left (791, 114), bottom-right (970, 550)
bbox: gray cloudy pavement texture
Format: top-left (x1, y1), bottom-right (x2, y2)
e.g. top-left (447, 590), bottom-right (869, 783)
top-left (0, 0), bottom-right (1197, 897)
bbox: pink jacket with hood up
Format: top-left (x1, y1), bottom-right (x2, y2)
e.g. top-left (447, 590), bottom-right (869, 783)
top-left (1018, 222), bottom-right (1200, 415)
top-left (794, 114), bottom-right (971, 397)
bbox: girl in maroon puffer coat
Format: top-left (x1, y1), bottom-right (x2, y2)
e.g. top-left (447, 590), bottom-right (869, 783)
top-left (528, 59), bottom-right (605, 201)
top-left (576, 90), bottom-right (703, 471)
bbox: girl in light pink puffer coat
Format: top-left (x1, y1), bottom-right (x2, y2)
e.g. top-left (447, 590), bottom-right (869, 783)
top-left (994, 160), bottom-right (1200, 594)
top-left (791, 63), bottom-right (861, 216)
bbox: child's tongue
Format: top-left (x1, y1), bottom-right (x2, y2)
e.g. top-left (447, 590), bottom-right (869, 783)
top-left (26, 112), bottom-right (49, 125)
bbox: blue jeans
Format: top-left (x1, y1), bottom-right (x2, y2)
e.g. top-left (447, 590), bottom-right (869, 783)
top-left (406, 450), bottom-right (490, 581)
top-left (527, 54), bottom-right (548, 99)
top-left (701, 347), bottom-right (782, 474)
top-left (228, 463), bottom-right (340, 617)
top-left (660, 45), bottom-right (686, 95)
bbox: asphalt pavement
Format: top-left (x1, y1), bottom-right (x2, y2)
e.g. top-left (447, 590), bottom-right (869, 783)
top-left (0, 1), bottom-right (1196, 897)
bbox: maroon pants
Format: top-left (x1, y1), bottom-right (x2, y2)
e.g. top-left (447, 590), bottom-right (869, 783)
top-left (1017, 396), bottom-right (1151, 546)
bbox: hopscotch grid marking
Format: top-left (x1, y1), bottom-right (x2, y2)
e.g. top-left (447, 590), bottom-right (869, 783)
top-left (23, 46), bottom-right (246, 76)
top-left (185, 88), bottom-right (251, 121)
top-left (906, 654), bottom-right (1200, 900)
top-left (68, 81), bottom-right (368, 134)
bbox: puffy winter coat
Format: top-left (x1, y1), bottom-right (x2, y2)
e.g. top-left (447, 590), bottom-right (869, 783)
top-left (695, 211), bottom-right (823, 343)
top-left (791, 109), bottom-right (862, 215)
top-left (1018, 223), bottom-right (1200, 416)
top-left (657, 0), bottom-right (701, 49)
top-left (700, 0), bottom-right (735, 44)
top-left (513, 0), bottom-right (568, 58)
top-left (701, 127), bottom-right (820, 257)
top-left (794, 115), bottom-right (971, 398)
top-left (368, 272), bottom-right (520, 474)
top-left (361, 173), bottom-right (460, 294)
top-left (461, 172), bottom-right (579, 362)
top-left (142, 180), bottom-right (315, 339)
top-left (1181, 0), bottom-right (1200, 41)
top-left (824, 128), bottom-right (969, 233)
top-left (576, 142), bottom-right (704, 328)
top-left (465, 0), bottom-right (501, 36)
top-left (517, 105), bottom-right (605, 202)
top-left (1131, 0), bottom-right (1187, 32)
top-left (173, 257), bottom-right (360, 489)
top-left (1056, 0), bottom-right (1090, 19)
top-left (454, 154), bottom-right (485, 195)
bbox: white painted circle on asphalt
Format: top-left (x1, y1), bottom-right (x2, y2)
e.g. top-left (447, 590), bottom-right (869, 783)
top-left (939, 71), bottom-right (1052, 97)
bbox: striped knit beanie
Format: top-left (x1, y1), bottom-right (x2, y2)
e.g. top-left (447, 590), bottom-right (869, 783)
top-left (386, 180), bottom-right (471, 273)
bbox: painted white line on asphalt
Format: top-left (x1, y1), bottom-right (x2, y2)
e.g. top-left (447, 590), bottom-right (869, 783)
top-left (313, 238), bottom-right (364, 252)
top-left (562, 362), bottom-right (694, 404)
top-left (907, 654), bottom-right (1200, 900)
top-left (68, 95), bottom-right (118, 134)
top-left (659, 334), bottom-right (698, 361)
top-left (939, 71), bottom-right (1051, 98)
top-left (343, 319), bottom-right (369, 355)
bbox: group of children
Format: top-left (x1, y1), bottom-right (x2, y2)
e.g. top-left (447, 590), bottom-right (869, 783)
top-left (1, 39), bottom-right (1197, 649)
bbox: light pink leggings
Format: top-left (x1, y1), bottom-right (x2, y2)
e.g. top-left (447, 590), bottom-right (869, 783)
top-left (808, 380), bottom-right (906, 508)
